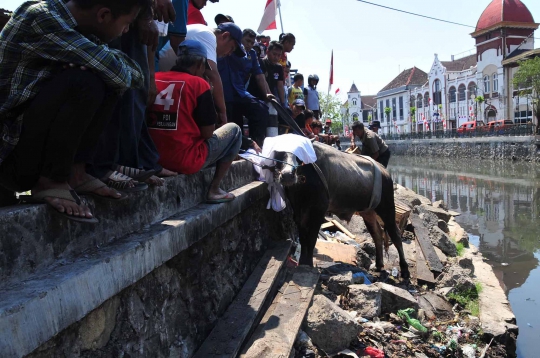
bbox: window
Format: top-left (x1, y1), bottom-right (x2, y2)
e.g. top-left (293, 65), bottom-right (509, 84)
top-left (449, 87), bottom-right (456, 103)
top-left (379, 101), bottom-right (384, 121)
top-left (458, 84), bottom-right (466, 101)
top-left (352, 98), bottom-right (357, 106)
top-left (424, 93), bottom-right (429, 107)
top-left (433, 79), bottom-right (442, 105)
top-left (493, 73), bottom-right (498, 93)
top-left (417, 94), bottom-right (423, 108)
top-left (483, 75), bottom-right (490, 93)
top-left (399, 96), bottom-right (404, 119)
top-left (392, 98), bottom-right (396, 119)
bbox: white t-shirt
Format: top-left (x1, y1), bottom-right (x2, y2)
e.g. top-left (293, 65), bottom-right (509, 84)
top-left (158, 24), bottom-right (217, 72)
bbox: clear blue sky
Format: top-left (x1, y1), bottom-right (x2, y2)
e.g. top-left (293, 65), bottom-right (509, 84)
top-left (3, 0), bottom-right (540, 100)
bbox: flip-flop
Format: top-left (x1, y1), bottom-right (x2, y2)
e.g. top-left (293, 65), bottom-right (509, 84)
top-left (74, 177), bottom-right (127, 201)
top-left (115, 166), bottom-right (157, 182)
top-left (102, 171), bottom-right (148, 193)
top-left (20, 189), bottom-right (99, 224)
top-left (206, 192), bottom-right (235, 204)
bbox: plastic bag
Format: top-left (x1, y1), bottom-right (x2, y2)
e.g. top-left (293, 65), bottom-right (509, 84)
top-left (364, 347), bottom-right (385, 358)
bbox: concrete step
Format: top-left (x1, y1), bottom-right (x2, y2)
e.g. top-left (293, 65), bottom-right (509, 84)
top-left (0, 181), bottom-right (266, 358)
top-left (193, 240), bottom-right (292, 358)
top-left (0, 160), bottom-right (255, 285)
top-left (240, 266), bottom-right (319, 358)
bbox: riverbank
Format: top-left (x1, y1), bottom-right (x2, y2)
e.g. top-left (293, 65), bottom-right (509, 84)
top-left (385, 136), bottom-right (540, 163)
top-left (287, 184), bottom-right (517, 358)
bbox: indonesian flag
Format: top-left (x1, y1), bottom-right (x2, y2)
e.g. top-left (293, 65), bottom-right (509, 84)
top-left (335, 88), bottom-right (340, 95)
top-left (328, 50), bottom-right (334, 93)
top-left (257, 0), bottom-right (278, 34)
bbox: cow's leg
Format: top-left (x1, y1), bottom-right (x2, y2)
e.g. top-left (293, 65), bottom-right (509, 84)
top-left (298, 207), bottom-right (326, 267)
top-left (358, 210), bottom-right (385, 271)
top-left (375, 175), bottom-right (411, 279)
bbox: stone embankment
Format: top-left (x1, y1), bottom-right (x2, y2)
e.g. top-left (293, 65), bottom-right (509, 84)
top-left (291, 184), bottom-right (517, 358)
top-left (385, 136), bottom-right (540, 162)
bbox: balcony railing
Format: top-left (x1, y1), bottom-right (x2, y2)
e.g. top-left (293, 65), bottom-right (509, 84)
top-left (379, 123), bottom-right (536, 141)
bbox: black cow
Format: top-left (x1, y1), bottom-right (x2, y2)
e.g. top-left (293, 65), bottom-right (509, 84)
top-left (273, 141), bottom-right (410, 279)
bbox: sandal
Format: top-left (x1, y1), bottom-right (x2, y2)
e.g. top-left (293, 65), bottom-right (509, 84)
top-left (20, 189), bottom-right (98, 224)
top-left (206, 192), bottom-right (235, 204)
top-left (115, 166), bottom-right (157, 182)
top-left (74, 177), bottom-right (127, 201)
top-left (102, 171), bottom-right (148, 193)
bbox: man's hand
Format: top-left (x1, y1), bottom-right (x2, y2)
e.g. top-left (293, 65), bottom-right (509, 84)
top-left (265, 94), bottom-right (276, 102)
top-left (251, 141), bottom-right (262, 153)
top-left (154, 0), bottom-right (176, 23)
top-left (148, 78), bottom-right (158, 107)
top-left (138, 19), bottom-right (159, 52)
top-left (217, 112), bottom-right (228, 126)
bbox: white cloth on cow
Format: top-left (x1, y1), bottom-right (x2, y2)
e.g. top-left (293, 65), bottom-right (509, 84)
top-left (239, 134), bottom-right (317, 212)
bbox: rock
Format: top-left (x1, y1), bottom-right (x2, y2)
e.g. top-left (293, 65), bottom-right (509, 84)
top-left (419, 204), bottom-right (452, 223)
top-left (437, 220), bottom-right (449, 233)
top-left (294, 330), bottom-right (314, 349)
top-left (434, 246), bottom-right (448, 265)
top-left (457, 232), bottom-right (469, 248)
top-left (436, 287), bottom-right (455, 297)
top-left (458, 257), bottom-right (475, 274)
top-left (362, 320), bottom-right (395, 333)
top-left (355, 248), bottom-right (373, 270)
top-left (429, 226), bottom-right (458, 257)
top-left (327, 272), bottom-right (353, 295)
top-left (412, 206), bottom-right (439, 230)
top-left (418, 292), bottom-right (454, 320)
top-left (436, 266), bottom-right (475, 292)
top-left (305, 295), bottom-right (361, 355)
top-left (376, 283), bottom-right (419, 314)
top-left (360, 241), bottom-right (376, 256)
top-left (345, 285), bottom-right (382, 319)
top-left (394, 185), bottom-right (431, 208)
top-left (432, 200), bottom-right (448, 211)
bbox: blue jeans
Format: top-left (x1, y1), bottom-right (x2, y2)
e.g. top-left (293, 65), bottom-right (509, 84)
top-left (201, 123), bottom-right (242, 169)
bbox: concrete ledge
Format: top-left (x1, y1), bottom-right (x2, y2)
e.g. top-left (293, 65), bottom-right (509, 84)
top-left (0, 160), bottom-right (255, 284)
top-left (0, 181), bottom-right (267, 358)
top-left (387, 135), bottom-right (535, 145)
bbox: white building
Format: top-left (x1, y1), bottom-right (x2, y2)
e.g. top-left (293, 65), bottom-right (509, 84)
top-left (340, 83), bottom-right (377, 135)
top-left (376, 0), bottom-right (539, 134)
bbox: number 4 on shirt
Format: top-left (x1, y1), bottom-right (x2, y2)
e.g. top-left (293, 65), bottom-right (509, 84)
top-left (154, 83), bottom-right (176, 111)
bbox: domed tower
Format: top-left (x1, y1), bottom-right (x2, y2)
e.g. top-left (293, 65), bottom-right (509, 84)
top-left (472, 0), bottom-right (538, 59)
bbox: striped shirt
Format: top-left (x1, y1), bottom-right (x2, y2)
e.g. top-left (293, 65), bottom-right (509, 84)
top-left (0, 0), bottom-right (145, 164)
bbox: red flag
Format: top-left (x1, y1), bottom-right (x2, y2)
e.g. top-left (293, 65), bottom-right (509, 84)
top-left (335, 88), bottom-right (340, 95)
top-left (328, 50), bottom-right (333, 93)
top-left (257, 0), bottom-right (277, 34)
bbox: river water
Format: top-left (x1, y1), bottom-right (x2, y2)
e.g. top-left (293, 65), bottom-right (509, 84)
top-left (390, 157), bottom-right (540, 358)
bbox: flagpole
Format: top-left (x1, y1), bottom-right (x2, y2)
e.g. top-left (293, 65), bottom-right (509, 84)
top-left (277, 1), bottom-right (284, 33)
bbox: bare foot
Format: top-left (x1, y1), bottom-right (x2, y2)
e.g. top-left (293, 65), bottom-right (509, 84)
top-left (70, 164), bottom-right (123, 199)
top-left (157, 168), bottom-right (177, 177)
top-left (207, 187), bottom-right (235, 201)
top-left (32, 177), bottom-right (93, 218)
top-left (145, 175), bottom-right (165, 186)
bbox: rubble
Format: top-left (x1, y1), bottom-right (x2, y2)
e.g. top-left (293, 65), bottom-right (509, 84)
top-left (296, 186), bottom-right (512, 358)
top-left (305, 295), bottom-right (360, 355)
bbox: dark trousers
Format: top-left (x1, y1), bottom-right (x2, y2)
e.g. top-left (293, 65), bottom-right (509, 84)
top-left (378, 149), bottom-right (391, 168)
top-left (91, 29), bottom-right (161, 179)
top-left (226, 97), bottom-right (269, 146)
top-left (0, 69), bottom-right (118, 192)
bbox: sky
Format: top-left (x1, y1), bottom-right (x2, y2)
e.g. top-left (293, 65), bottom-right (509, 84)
top-left (3, 0), bottom-right (540, 101)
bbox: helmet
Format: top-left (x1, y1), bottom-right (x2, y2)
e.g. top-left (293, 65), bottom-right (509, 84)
top-left (308, 74), bottom-right (319, 82)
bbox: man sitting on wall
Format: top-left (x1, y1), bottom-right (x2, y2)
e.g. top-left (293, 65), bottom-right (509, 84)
top-left (351, 121), bottom-right (391, 168)
top-left (148, 40), bottom-right (242, 203)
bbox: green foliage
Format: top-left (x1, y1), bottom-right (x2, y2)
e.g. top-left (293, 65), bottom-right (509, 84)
top-left (456, 242), bottom-right (465, 256)
top-left (318, 91), bottom-right (343, 122)
top-left (410, 106), bottom-right (416, 116)
top-left (368, 113), bottom-right (372, 121)
top-left (447, 283), bottom-right (481, 317)
top-left (475, 95), bottom-right (485, 104)
top-left (513, 57), bottom-right (540, 121)
top-left (384, 107), bottom-right (392, 115)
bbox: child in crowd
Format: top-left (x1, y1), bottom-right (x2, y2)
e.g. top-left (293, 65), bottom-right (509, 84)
top-left (287, 73), bottom-right (305, 104)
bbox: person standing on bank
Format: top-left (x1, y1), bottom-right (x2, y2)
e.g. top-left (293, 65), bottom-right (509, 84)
top-left (368, 120), bottom-right (381, 134)
top-left (351, 121), bottom-right (391, 168)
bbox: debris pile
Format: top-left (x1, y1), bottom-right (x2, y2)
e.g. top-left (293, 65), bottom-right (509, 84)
top-left (293, 185), bottom-right (511, 358)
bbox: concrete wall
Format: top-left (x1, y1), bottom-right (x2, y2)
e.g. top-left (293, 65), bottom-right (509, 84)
top-left (386, 136), bottom-right (540, 162)
top-left (25, 199), bottom-right (295, 358)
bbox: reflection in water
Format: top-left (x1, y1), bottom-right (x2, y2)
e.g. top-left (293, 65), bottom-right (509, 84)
top-left (390, 157), bottom-right (540, 358)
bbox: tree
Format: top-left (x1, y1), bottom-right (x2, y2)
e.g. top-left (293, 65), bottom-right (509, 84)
top-left (513, 57), bottom-right (540, 123)
top-left (384, 107), bottom-right (391, 121)
top-left (475, 95), bottom-right (485, 121)
top-left (319, 91), bottom-right (344, 134)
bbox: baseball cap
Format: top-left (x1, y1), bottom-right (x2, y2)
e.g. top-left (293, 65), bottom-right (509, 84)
top-left (217, 22), bottom-right (246, 57)
top-left (177, 40), bottom-right (211, 70)
top-left (215, 14), bottom-right (234, 26)
top-left (293, 99), bottom-right (305, 108)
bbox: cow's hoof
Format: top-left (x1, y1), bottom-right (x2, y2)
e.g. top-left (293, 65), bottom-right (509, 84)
top-left (401, 270), bottom-right (411, 280)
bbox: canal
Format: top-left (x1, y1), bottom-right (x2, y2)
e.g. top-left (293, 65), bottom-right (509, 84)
top-left (390, 157), bottom-right (540, 358)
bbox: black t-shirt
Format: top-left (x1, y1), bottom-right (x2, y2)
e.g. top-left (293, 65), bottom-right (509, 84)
top-left (249, 58), bottom-right (284, 99)
top-left (294, 113), bottom-right (306, 129)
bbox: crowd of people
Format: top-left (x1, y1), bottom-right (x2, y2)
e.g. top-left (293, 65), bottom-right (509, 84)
top-left (0, 0), bottom-right (343, 223)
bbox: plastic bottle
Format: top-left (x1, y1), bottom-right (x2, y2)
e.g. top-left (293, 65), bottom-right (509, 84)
top-left (397, 308), bottom-right (428, 332)
top-left (391, 267), bottom-right (398, 277)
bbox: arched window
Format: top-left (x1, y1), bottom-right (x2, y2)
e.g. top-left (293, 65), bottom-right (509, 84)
top-left (424, 92), bottom-right (429, 107)
top-left (352, 113), bottom-right (359, 121)
top-left (449, 86), bottom-right (456, 103)
top-left (352, 98), bottom-right (357, 106)
top-left (483, 75), bottom-right (490, 93)
top-left (417, 94), bottom-right (423, 108)
top-left (468, 82), bottom-right (476, 97)
top-left (458, 84), bottom-right (466, 101)
top-left (433, 79), bottom-right (442, 105)
top-left (493, 73), bottom-right (498, 93)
